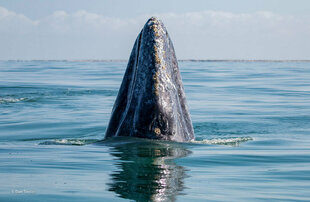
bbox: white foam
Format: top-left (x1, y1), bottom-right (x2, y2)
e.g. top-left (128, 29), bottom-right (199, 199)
top-left (0, 97), bottom-right (26, 104)
top-left (39, 139), bottom-right (85, 145)
top-left (39, 138), bottom-right (98, 146)
top-left (192, 136), bottom-right (253, 146)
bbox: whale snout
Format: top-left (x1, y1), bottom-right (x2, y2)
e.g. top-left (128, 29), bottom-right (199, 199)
top-left (105, 17), bottom-right (194, 142)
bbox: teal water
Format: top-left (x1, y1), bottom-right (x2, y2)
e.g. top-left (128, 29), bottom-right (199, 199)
top-left (1, 61), bottom-right (310, 201)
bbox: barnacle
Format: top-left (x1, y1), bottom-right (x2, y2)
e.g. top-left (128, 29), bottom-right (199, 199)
top-left (153, 72), bottom-right (160, 96)
top-left (154, 127), bottom-right (161, 135)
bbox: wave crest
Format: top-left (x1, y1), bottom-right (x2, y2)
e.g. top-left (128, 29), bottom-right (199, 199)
top-left (39, 139), bottom-right (99, 146)
top-left (0, 97), bottom-right (27, 104)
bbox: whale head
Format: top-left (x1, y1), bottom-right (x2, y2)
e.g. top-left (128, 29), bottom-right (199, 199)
top-left (105, 17), bottom-right (195, 142)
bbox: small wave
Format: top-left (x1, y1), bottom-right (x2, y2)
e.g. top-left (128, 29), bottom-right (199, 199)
top-left (63, 89), bottom-right (117, 97)
top-left (192, 136), bottom-right (253, 146)
top-left (39, 139), bottom-right (99, 146)
top-left (0, 97), bottom-right (27, 104)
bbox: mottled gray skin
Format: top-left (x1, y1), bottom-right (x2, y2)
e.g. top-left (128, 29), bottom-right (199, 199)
top-left (105, 17), bottom-right (194, 142)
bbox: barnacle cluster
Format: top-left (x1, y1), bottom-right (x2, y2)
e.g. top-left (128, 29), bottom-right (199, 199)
top-left (150, 17), bottom-right (169, 97)
top-left (154, 127), bottom-right (161, 135)
top-left (153, 71), bottom-right (159, 96)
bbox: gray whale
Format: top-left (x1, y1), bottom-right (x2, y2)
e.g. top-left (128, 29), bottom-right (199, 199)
top-left (105, 17), bottom-right (194, 142)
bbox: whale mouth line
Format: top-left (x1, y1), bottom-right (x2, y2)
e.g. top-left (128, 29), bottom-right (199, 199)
top-left (114, 33), bottom-right (142, 138)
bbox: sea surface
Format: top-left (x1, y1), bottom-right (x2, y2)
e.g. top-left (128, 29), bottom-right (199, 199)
top-left (0, 60), bottom-right (310, 201)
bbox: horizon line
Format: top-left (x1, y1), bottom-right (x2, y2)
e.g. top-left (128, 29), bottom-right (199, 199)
top-left (1, 59), bottom-right (310, 62)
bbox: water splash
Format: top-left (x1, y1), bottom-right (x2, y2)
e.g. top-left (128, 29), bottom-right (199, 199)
top-left (192, 136), bottom-right (253, 146)
top-left (38, 136), bottom-right (253, 146)
top-left (39, 139), bottom-right (99, 146)
top-left (0, 97), bottom-right (27, 104)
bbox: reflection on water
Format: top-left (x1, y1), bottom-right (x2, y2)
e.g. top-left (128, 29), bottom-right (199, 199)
top-left (106, 139), bottom-right (191, 201)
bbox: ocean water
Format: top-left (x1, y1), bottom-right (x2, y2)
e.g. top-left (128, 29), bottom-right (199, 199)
top-left (1, 60), bottom-right (310, 201)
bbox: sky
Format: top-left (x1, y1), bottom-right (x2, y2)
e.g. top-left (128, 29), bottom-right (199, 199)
top-left (0, 0), bottom-right (309, 60)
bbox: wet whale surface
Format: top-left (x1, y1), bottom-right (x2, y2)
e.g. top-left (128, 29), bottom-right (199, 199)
top-left (105, 17), bottom-right (194, 142)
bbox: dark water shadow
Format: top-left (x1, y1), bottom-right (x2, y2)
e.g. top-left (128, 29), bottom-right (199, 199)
top-left (100, 137), bottom-right (191, 202)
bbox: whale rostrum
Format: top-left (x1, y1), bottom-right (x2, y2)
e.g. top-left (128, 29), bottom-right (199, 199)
top-left (105, 17), bottom-right (194, 142)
